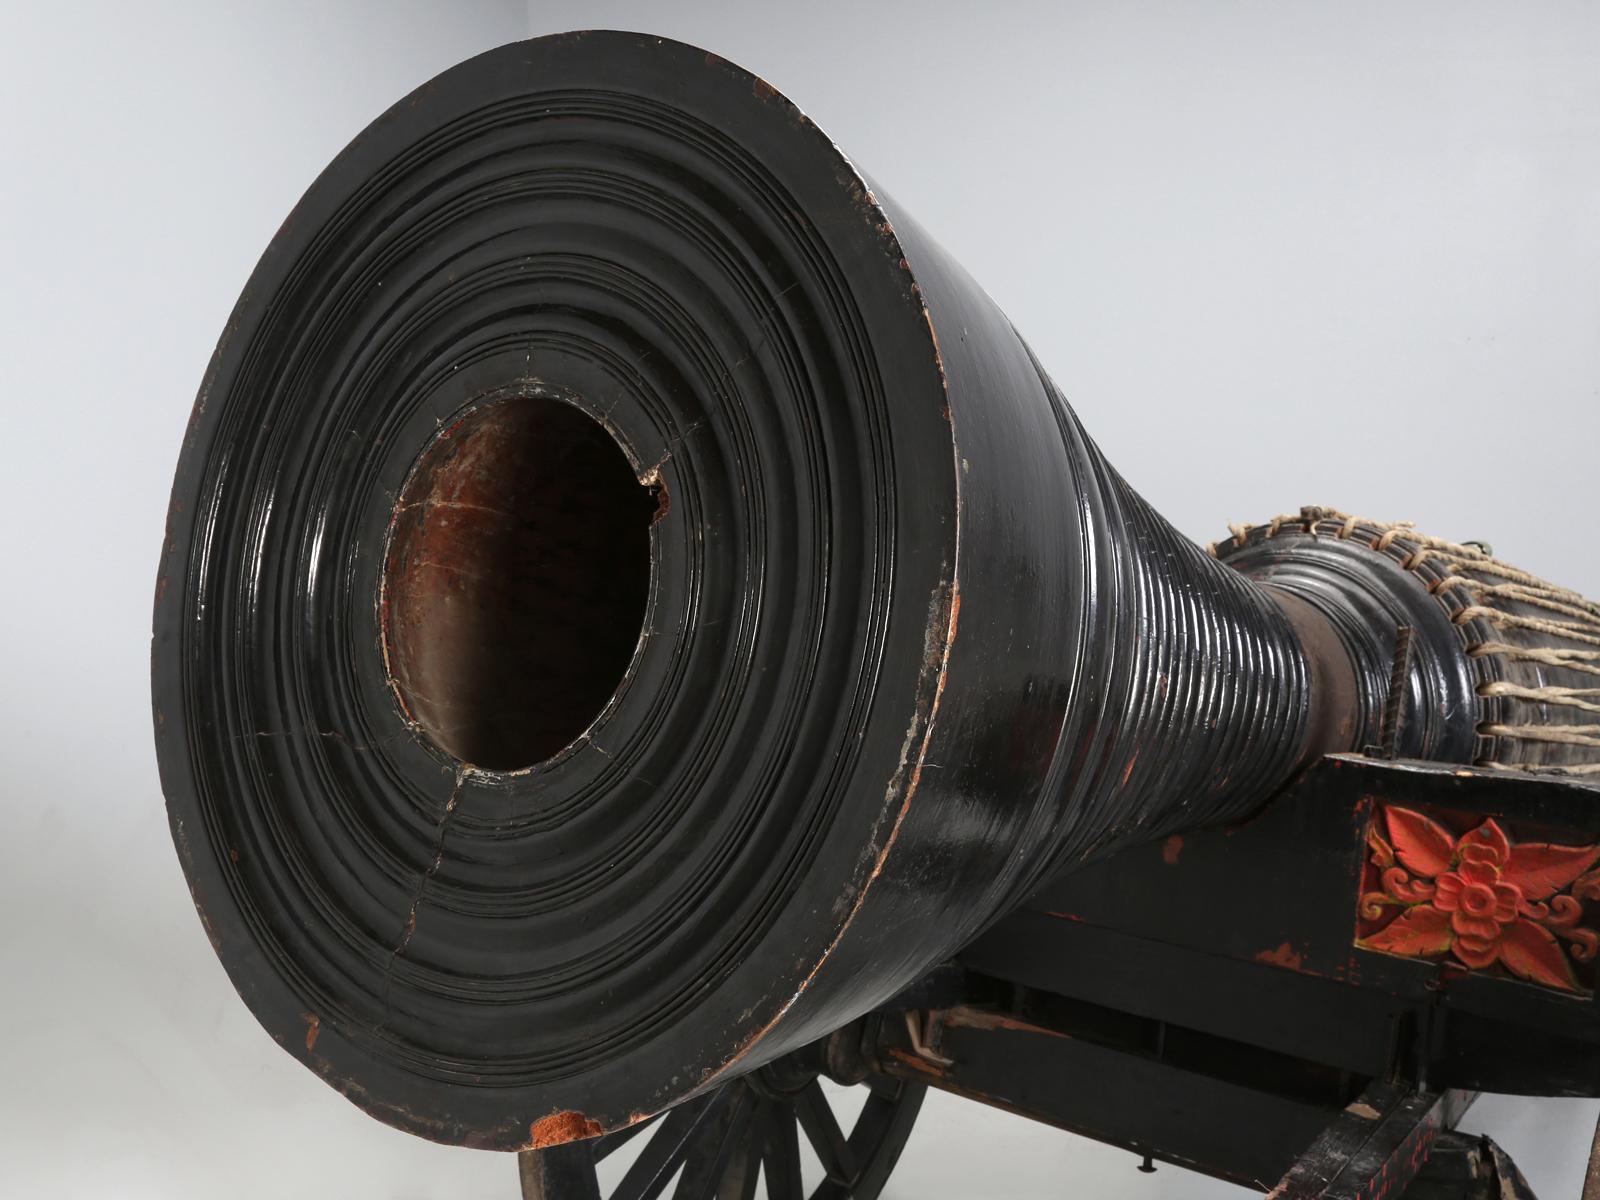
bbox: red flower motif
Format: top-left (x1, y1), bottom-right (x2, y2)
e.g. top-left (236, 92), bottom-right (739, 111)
top-left (1357, 806), bottom-right (1600, 992)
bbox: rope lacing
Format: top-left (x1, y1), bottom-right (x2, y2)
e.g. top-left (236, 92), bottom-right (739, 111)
top-left (1209, 505), bottom-right (1600, 778)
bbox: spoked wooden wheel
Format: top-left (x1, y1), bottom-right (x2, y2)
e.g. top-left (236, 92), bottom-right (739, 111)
top-left (518, 1066), bottom-right (924, 1200)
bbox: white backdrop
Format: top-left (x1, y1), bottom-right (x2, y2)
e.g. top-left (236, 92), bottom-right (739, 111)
top-left (2, 1), bottom-right (1597, 1196)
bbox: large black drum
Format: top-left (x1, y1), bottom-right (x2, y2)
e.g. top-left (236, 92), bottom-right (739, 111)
top-left (153, 31), bottom-right (1600, 1153)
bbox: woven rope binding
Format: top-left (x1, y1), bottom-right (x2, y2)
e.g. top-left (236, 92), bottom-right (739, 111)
top-left (1209, 506), bottom-right (1600, 778)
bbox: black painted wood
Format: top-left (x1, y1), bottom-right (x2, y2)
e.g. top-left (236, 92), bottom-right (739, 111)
top-left (963, 756), bottom-right (1600, 1097)
top-left (521, 1141), bottom-right (602, 1200)
top-left (1399, 1133), bottom-right (1539, 1200)
top-left (1268, 1083), bottom-right (1469, 1199)
top-left (151, 29), bottom-right (1600, 1198)
top-left (155, 29), bottom-right (1342, 1146)
top-left (516, 1071), bottom-right (922, 1200)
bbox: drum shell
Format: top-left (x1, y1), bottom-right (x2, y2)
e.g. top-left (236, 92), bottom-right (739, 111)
top-left (153, 32), bottom-right (1398, 1148)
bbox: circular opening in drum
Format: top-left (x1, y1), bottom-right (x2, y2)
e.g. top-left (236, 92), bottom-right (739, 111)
top-left (381, 395), bottom-right (658, 771)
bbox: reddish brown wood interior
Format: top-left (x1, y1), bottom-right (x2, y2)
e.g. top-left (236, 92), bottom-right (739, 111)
top-left (381, 396), bottom-right (656, 770)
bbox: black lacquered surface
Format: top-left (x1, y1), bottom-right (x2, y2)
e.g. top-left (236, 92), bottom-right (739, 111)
top-left (158, 31), bottom-right (1348, 1147)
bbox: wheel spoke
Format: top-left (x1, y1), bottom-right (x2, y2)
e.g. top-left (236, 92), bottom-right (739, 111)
top-left (760, 1100), bottom-right (805, 1200)
top-left (517, 1066), bottom-right (923, 1200)
top-left (519, 1140), bottom-right (601, 1200)
top-left (716, 1140), bottom-right (761, 1200)
top-left (536, 1058), bottom-right (926, 1200)
top-left (594, 1111), bottom-right (664, 1163)
top-left (865, 1076), bottom-right (903, 1102)
top-left (835, 1079), bottom-right (926, 1200)
top-left (793, 1081), bottom-right (858, 1186)
top-left (672, 1086), bottom-right (755, 1199)
top-left (612, 1092), bottom-right (725, 1200)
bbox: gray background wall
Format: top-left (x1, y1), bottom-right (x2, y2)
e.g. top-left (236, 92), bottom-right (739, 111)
top-left (2, 1), bottom-right (1595, 1195)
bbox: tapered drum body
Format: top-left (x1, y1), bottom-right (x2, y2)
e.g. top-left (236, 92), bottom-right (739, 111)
top-left (154, 32), bottom-right (1600, 1151)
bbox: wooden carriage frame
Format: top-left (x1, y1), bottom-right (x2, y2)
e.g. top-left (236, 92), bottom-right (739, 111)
top-left (518, 754), bottom-right (1600, 1200)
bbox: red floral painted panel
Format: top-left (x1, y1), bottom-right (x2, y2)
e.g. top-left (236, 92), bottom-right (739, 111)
top-left (1356, 804), bottom-right (1600, 993)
